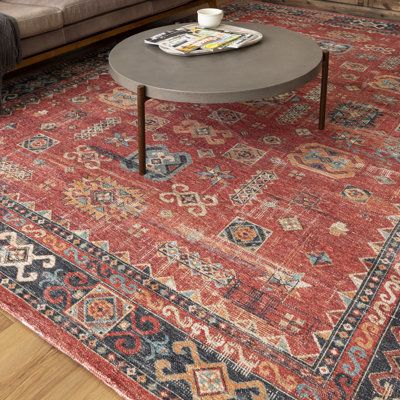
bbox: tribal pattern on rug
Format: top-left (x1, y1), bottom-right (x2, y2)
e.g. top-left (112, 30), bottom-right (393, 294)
top-left (1, 1), bottom-right (400, 399)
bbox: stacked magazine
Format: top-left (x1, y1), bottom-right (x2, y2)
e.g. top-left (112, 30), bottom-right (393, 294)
top-left (144, 24), bottom-right (260, 54)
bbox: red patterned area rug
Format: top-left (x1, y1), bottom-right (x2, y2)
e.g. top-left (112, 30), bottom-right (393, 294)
top-left (1, 1), bottom-right (400, 399)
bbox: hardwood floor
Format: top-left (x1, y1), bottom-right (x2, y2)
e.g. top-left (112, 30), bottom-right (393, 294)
top-left (0, 309), bottom-right (120, 400)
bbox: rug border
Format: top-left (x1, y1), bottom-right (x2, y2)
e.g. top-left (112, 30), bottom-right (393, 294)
top-left (0, 284), bottom-right (157, 400)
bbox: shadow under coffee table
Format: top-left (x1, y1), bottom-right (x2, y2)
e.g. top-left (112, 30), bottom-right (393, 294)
top-left (109, 22), bottom-right (329, 176)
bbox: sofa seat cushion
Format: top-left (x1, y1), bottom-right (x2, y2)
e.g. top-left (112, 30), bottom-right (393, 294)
top-left (21, 29), bottom-right (66, 58)
top-left (0, 1), bottom-right (63, 38)
top-left (4, 0), bottom-right (146, 25)
top-left (63, 1), bottom-right (152, 43)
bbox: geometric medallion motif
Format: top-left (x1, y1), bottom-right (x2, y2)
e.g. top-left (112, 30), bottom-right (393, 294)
top-left (155, 341), bottom-right (267, 399)
top-left (197, 149), bottom-right (215, 158)
top-left (219, 217), bottom-right (272, 252)
top-left (340, 61), bottom-right (368, 72)
top-left (341, 184), bottom-right (372, 203)
top-left (133, 115), bottom-right (169, 132)
top-left (64, 176), bottom-right (147, 221)
top-left (174, 120), bottom-right (232, 145)
top-left (262, 135), bottom-right (281, 145)
top-left (369, 75), bottom-right (400, 93)
top-left (208, 108), bottom-right (245, 125)
top-left (18, 134), bottom-right (59, 154)
top-left (288, 143), bottom-right (364, 179)
top-left (65, 284), bottom-right (134, 337)
top-left (279, 216), bottom-right (303, 231)
top-left (122, 146), bottom-right (192, 181)
top-left (99, 88), bottom-right (137, 109)
top-left (223, 143), bottom-right (266, 166)
top-left (330, 101), bottom-right (383, 128)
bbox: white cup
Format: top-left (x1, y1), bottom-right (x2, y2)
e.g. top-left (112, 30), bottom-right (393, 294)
top-left (197, 8), bottom-right (223, 28)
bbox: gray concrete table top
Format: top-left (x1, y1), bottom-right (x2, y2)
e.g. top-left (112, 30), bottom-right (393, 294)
top-left (109, 22), bottom-right (322, 104)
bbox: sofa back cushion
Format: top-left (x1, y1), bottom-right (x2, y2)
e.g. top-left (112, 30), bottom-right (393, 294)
top-left (3, 0), bottom-right (146, 25)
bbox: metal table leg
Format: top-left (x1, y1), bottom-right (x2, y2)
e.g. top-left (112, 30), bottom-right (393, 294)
top-left (137, 85), bottom-right (148, 175)
top-left (319, 50), bottom-right (329, 130)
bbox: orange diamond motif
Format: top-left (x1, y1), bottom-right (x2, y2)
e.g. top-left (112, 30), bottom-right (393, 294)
top-left (193, 367), bottom-right (227, 396)
top-left (66, 284), bottom-right (133, 337)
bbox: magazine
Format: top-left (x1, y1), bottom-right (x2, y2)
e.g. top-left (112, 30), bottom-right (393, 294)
top-left (144, 27), bottom-right (187, 45)
top-left (144, 25), bottom-right (249, 54)
top-left (175, 31), bottom-right (242, 53)
top-left (228, 33), bottom-right (257, 48)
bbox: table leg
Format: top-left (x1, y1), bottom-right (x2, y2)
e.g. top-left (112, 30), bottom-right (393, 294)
top-left (137, 85), bottom-right (147, 175)
top-left (319, 50), bottom-right (329, 130)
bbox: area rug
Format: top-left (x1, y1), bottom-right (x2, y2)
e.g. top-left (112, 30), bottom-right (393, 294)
top-left (1, 1), bottom-right (399, 399)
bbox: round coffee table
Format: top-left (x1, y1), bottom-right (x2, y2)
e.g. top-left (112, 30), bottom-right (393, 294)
top-left (109, 23), bottom-right (329, 175)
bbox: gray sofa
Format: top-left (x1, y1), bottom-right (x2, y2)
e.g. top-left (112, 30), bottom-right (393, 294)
top-left (0, 0), bottom-right (204, 59)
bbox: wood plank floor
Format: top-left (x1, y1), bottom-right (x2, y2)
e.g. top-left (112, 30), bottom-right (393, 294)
top-left (0, 309), bottom-right (120, 400)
